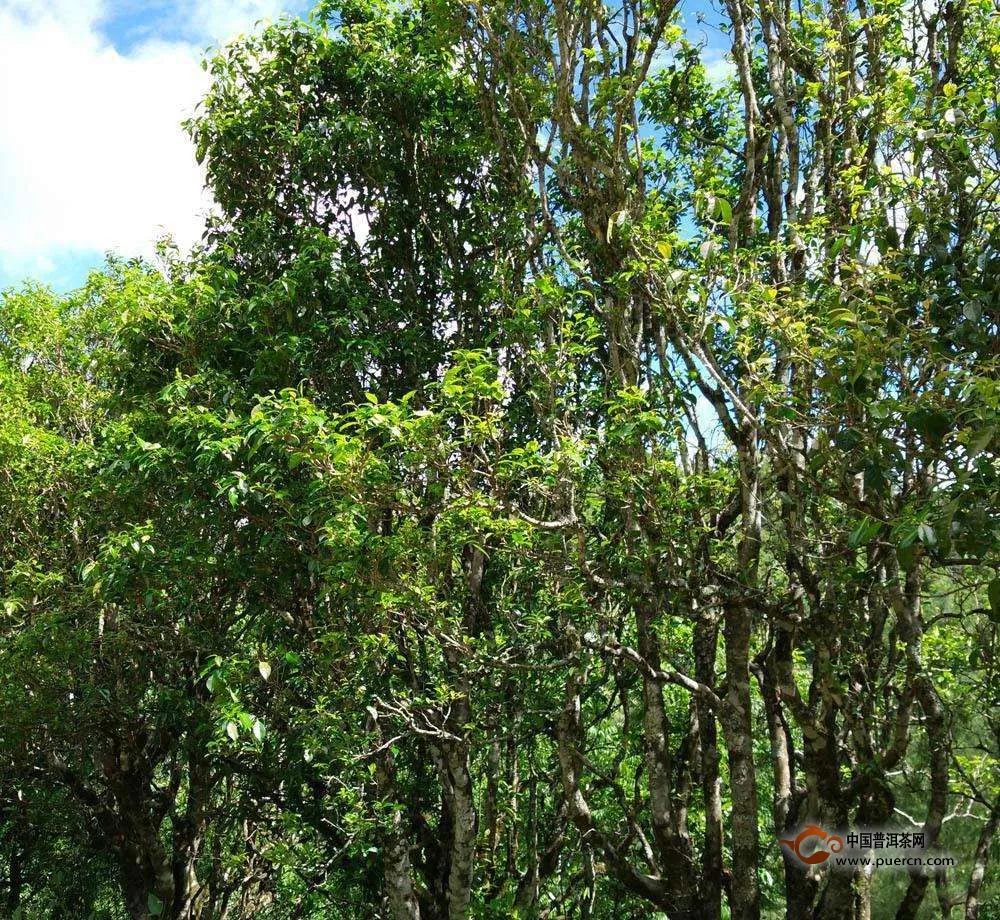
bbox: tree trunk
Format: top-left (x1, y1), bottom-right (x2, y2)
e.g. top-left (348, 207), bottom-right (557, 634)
top-left (722, 601), bottom-right (761, 920)
top-left (965, 802), bottom-right (999, 919)
top-left (440, 741), bottom-right (477, 920)
top-left (695, 615), bottom-right (725, 919)
top-left (374, 739), bottom-right (421, 920)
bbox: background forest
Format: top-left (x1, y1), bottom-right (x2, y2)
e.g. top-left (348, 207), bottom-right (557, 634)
top-left (1, 0), bottom-right (999, 917)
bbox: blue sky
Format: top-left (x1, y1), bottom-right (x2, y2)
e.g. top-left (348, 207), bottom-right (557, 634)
top-left (1, 0), bottom-right (730, 295)
top-left (0, 0), bottom-right (307, 292)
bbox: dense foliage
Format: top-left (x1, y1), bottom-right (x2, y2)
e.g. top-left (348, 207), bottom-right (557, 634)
top-left (1, 0), bottom-right (998, 917)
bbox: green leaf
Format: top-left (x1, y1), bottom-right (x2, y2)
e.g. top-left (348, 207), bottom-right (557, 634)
top-left (968, 425), bottom-right (995, 458)
top-left (908, 408), bottom-right (950, 445)
top-left (988, 578), bottom-right (1000, 622)
top-left (849, 516), bottom-right (882, 548)
top-left (897, 543), bottom-right (918, 572)
top-left (148, 893), bottom-right (164, 917)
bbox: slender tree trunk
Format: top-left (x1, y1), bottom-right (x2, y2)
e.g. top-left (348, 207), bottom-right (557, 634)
top-left (965, 802), bottom-right (1000, 919)
top-left (722, 601), bottom-right (761, 920)
top-left (374, 740), bottom-right (421, 920)
top-left (889, 560), bottom-right (948, 920)
top-left (440, 740), bottom-right (477, 920)
top-left (6, 805), bottom-right (26, 918)
top-left (758, 634), bottom-right (817, 920)
top-left (483, 739), bottom-right (500, 877)
top-left (635, 601), bottom-right (706, 919)
top-left (694, 614), bottom-right (724, 918)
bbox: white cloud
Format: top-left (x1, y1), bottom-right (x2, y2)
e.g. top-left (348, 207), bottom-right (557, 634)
top-left (701, 47), bottom-right (736, 85)
top-left (0, 1), bottom-right (289, 285)
top-left (181, 0), bottom-right (288, 42)
top-left (4, 0), bottom-right (107, 29)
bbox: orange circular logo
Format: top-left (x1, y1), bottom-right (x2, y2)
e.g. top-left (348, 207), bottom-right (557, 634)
top-left (779, 825), bottom-right (845, 865)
